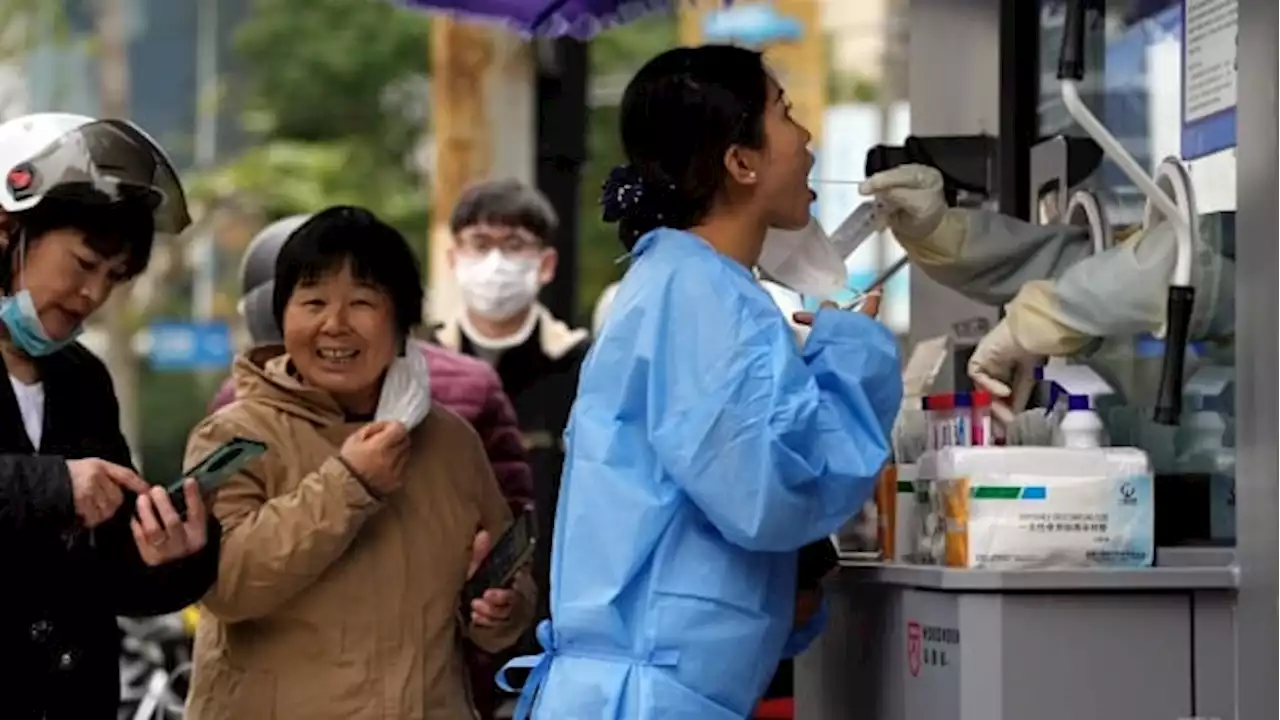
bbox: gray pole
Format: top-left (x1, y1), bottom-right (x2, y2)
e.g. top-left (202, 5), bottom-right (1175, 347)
top-left (95, 0), bottom-right (142, 468)
top-left (193, 0), bottom-right (218, 321)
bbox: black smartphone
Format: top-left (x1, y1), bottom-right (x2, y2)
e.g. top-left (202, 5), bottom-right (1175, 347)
top-left (164, 437), bottom-right (268, 519)
top-left (459, 511), bottom-right (536, 621)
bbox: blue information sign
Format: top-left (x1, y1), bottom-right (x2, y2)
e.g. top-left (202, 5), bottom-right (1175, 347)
top-left (703, 2), bottom-right (801, 46)
top-left (147, 320), bottom-right (233, 371)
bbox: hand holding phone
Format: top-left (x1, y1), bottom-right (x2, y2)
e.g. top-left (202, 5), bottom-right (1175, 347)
top-left (460, 511), bottom-right (535, 626)
top-left (131, 480), bottom-right (210, 566)
top-left (466, 530), bottom-right (517, 628)
top-left (165, 437), bottom-right (268, 519)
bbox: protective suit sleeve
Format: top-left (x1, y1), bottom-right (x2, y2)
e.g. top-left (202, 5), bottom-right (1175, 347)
top-left (782, 597), bottom-right (830, 659)
top-left (648, 272), bottom-right (903, 553)
top-left (900, 209), bottom-right (1094, 308)
top-left (1002, 219), bottom-right (1235, 356)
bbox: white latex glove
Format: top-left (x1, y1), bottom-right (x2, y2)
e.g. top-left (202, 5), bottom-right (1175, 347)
top-left (967, 319), bottom-right (1041, 424)
top-left (858, 164), bottom-right (948, 241)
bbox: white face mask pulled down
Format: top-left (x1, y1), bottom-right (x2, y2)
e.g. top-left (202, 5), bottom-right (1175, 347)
top-left (454, 250), bottom-right (542, 322)
top-left (757, 201), bottom-right (880, 299)
top-left (375, 341), bottom-right (432, 429)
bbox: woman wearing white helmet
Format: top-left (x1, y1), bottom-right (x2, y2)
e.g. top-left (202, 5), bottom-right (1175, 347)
top-left (0, 112), bottom-right (219, 719)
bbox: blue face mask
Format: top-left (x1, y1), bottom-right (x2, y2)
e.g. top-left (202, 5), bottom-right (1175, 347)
top-left (0, 289), bottom-right (80, 357)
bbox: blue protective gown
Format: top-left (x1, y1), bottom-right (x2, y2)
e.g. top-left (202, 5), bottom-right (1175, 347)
top-left (499, 228), bottom-right (903, 720)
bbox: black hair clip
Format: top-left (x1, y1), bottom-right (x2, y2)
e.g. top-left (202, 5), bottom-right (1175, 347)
top-left (600, 164), bottom-right (647, 223)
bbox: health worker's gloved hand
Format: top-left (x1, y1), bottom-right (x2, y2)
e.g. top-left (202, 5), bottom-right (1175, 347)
top-left (858, 164), bottom-right (948, 243)
top-left (967, 318), bottom-right (1042, 424)
top-left (969, 268), bottom-right (1108, 422)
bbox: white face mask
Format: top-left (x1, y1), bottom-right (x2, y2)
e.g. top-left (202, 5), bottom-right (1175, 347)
top-left (757, 202), bottom-right (880, 299)
top-left (454, 250), bottom-right (542, 321)
top-left (758, 217), bottom-right (848, 299)
top-left (375, 341), bottom-right (432, 429)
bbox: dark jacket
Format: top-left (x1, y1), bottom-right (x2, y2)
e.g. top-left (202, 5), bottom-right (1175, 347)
top-left (437, 306), bottom-right (590, 625)
top-left (0, 343), bottom-right (221, 720)
top-left (417, 341), bottom-right (533, 514)
top-left (207, 341), bottom-right (534, 514)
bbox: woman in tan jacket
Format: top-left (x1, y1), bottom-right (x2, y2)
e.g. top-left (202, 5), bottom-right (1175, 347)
top-left (184, 206), bottom-right (536, 720)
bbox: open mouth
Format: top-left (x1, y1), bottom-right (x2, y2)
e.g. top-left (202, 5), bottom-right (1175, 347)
top-left (56, 307), bottom-right (86, 327)
top-left (316, 348), bottom-right (360, 364)
top-left (808, 187), bottom-right (818, 202)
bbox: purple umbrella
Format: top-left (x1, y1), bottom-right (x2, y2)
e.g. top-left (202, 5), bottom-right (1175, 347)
top-left (398, 0), bottom-right (733, 40)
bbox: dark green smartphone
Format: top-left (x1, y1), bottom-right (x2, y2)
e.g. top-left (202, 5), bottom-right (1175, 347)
top-left (165, 437), bottom-right (268, 519)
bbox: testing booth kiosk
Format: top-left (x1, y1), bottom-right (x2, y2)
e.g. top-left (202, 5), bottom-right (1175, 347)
top-left (795, 1), bottom-right (1276, 719)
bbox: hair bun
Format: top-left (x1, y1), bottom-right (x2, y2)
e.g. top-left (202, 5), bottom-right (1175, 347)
top-left (600, 164), bottom-right (685, 249)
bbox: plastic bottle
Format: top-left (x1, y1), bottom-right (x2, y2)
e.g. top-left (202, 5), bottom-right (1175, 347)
top-left (1055, 395), bottom-right (1106, 448)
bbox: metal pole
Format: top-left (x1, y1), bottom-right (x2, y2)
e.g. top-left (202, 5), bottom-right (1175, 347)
top-left (193, 0), bottom-right (218, 321)
top-left (95, 0), bottom-right (142, 467)
top-left (534, 37), bottom-right (587, 323)
top-left (194, 0), bottom-right (218, 168)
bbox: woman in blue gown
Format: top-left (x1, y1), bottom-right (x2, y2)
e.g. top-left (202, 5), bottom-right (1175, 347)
top-left (501, 45), bottom-right (904, 720)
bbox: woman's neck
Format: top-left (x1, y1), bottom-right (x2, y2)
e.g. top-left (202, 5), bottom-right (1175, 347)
top-left (691, 210), bottom-right (768, 270)
top-left (332, 387), bottom-right (379, 419)
top-left (0, 332), bottom-right (38, 384)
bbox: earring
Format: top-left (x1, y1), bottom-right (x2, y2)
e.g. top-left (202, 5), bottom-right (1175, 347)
top-left (747, 171), bottom-right (757, 181)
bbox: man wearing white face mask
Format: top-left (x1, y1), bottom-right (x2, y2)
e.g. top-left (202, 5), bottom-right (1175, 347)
top-left (436, 179), bottom-right (591, 637)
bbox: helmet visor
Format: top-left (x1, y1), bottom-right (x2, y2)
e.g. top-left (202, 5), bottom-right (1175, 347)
top-left (5, 119), bottom-right (191, 235)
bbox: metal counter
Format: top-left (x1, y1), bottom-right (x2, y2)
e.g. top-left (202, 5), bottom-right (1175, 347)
top-left (794, 549), bottom-right (1237, 720)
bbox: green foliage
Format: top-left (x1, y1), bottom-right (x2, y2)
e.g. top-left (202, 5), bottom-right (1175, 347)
top-left (185, 138), bottom-right (428, 245)
top-left (574, 14), bottom-right (679, 315)
top-left (209, 0), bottom-right (680, 316)
top-left (828, 70), bottom-right (880, 104)
top-left (233, 0), bottom-right (430, 158)
top-left (589, 11), bottom-right (678, 75)
top-left (0, 0), bottom-right (68, 61)
top-left (576, 104), bottom-right (626, 315)
top-left (188, 0), bottom-right (433, 253)
top-left (823, 33), bottom-right (880, 104)
top-left (138, 369), bottom-right (221, 481)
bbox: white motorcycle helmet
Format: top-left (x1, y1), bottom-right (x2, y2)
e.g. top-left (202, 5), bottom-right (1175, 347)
top-left (0, 112), bottom-right (191, 234)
